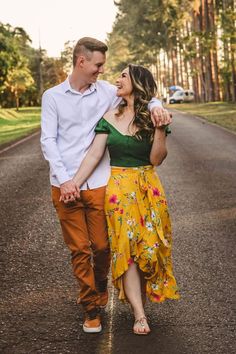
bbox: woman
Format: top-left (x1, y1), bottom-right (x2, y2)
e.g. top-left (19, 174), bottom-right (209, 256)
top-left (66, 64), bottom-right (180, 334)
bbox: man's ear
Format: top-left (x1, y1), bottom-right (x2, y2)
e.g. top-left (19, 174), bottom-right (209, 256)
top-left (76, 55), bottom-right (86, 68)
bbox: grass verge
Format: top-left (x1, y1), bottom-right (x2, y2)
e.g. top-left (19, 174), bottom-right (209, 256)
top-left (1, 103), bottom-right (235, 149)
top-left (166, 102), bottom-right (236, 132)
top-left (0, 107), bottom-right (41, 147)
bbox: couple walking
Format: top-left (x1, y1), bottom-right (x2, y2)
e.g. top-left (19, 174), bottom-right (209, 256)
top-left (41, 37), bottom-right (179, 335)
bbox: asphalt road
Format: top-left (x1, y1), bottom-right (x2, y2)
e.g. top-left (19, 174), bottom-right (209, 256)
top-left (0, 111), bottom-right (235, 354)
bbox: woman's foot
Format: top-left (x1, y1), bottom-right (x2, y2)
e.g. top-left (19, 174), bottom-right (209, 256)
top-left (133, 316), bottom-right (151, 335)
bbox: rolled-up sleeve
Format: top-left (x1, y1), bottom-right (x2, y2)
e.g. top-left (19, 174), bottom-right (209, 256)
top-left (40, 91), bottom-right (70, 185)
top-left (148, 97), bottom-right (163, 110)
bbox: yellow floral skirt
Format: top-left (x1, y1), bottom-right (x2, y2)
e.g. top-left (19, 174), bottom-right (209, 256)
top-left (105, 165), bottom-right (180, 303)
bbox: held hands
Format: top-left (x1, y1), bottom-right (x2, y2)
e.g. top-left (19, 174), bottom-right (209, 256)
top-left (151, 107), bottom-right (172, 128)
top-left (59, 179), bottom-right (81, 204)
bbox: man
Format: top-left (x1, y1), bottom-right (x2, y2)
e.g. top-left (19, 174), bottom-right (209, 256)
top-left (41, 37), bottom-right (171, 333)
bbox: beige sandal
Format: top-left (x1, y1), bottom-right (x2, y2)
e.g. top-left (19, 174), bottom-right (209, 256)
top-left (133, 316), bottom-right (151, 335)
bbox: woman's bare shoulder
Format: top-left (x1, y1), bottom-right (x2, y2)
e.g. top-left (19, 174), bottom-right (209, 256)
top-left (103, 109), bottom-right (118, 124)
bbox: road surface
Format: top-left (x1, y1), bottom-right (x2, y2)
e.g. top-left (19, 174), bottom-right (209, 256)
top-left (0, 111), bottom-right (235, 353)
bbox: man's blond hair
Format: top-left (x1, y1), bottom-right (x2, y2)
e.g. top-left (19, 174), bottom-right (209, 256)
top-left (73, 37), bottom-right (108, 67)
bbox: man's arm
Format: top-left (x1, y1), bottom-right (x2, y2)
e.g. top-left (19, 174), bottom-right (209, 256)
top-left (40, 91), bottom-right (77, 199)
top-left (41, 91), bottom-right (70, 184)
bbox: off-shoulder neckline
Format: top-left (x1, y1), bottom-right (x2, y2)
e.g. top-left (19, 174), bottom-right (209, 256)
top-left (101, 118), bottom-right (136, 137)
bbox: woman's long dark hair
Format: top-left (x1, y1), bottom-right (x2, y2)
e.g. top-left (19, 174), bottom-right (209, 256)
top-left (115, 64), bottom-right (158, 141)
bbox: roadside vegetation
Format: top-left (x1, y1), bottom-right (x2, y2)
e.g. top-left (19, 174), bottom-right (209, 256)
top-left (168, 102), bottom-right (236, 132)
top-left (0, 107), bottom-right (41, 146)
top-left (1, 102), bottom-right (235, 149)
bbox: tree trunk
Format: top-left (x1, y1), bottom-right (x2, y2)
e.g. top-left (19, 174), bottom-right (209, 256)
top-left (198, 1), bottom-right (207, 102)
top-left (230, 39), bottom-right (236, 102)
top-left (208, 0), bottom-right (221, 101)
top-left (163, 50), bottom-right (168, 91)
top-left (224, 40), bottom-right (232, 101)
top-left (229, 0), bottom-right (236, 102)
top-left (191, 10), bottom-right (201, 101)
top-left (201, 0), bottom-right (214, 102)
top-left (177, 36), bottom-right (184, 87)
top-left (15, 92), bottom-right (19, 111)
top-left (170, 47), bottom-right (178, 85)
top-left (167, 52), bottom-right (172, 89)
top-left (206, 0), bottom-right (215, 101)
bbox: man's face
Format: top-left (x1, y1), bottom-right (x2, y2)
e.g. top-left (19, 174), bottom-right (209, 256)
top-left (81, 51), bottom-right (106, 84)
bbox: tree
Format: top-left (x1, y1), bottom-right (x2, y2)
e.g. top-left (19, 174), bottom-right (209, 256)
top-left (103, 22), bottom-right (132, 82)
top-left (61, 40), bottom-right (74, 74)
top-left (42, 57), bottom-right (67, 91)
top-left (107, 0), bottom-right (236, 102)
top-left (5, 63), bottom-right (34, 110)
top-left (0, 23), bottom-right (20, 91)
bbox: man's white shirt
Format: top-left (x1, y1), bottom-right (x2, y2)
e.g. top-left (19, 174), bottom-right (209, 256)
top-left (41, 77), bottom-right (162, 190)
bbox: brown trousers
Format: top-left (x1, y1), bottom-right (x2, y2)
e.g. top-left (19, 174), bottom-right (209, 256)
top-left (51, 186), bottom-right (110, 312)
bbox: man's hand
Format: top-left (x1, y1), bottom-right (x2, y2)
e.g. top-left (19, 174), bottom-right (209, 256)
top-left (59, 180), bottom-right (79, 203)
top-left (151, 107), bottom-right (172, 127)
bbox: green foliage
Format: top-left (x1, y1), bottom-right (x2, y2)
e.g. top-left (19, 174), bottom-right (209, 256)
top-left (0, 23), bottom-right (20, 90)
top-left (61, 40), bottom-right (74, 74)
top-left (103, 24), bottom-right (132, 82)
top-left (106, 0), bottom-right (193, 72)
top-left (42, 57), bottom-right (67, 91)
top-left (106, 0), bottom-right (236, 102)
top-left (0, 22), bottom-right (68, 109)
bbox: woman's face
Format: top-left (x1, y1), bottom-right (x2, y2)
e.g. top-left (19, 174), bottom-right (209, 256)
top-left (116, 68), bottom-right (133, 97)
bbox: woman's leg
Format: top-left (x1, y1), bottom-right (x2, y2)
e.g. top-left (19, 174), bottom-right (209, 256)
top-left (139, 268), bottom-right (147, 307)
top-left (123, 262), bottom-right (150, 334)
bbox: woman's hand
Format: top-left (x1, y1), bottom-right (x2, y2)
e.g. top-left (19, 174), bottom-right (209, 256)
top-left (72, 179), bottom-right (81, 200)
top-left (151, 107), bottom-right (172, 127)
top-left (59, 179), bottom-right (80, 203)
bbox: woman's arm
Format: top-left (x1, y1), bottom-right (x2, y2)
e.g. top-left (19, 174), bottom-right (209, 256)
top-left (73, 133), bottom-right (108, 188)
top-left (149, 127), bottom-right (167, 166)
top-left (61, 133), bottom-right (108, 203)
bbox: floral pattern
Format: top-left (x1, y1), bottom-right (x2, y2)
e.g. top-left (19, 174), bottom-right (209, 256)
top-left (105, 165), bottom-right (180, 303)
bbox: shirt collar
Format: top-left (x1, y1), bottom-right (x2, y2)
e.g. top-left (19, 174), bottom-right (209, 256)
top-left (63, 76), bottom-right (97, 95)
top-left (89, 83), bottom-right (96, 93)
top-left (63, 76), bottom-right (76, 94)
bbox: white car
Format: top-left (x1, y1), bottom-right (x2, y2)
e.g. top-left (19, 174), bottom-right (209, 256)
top-left (169, 90), bottom-right (194, 104)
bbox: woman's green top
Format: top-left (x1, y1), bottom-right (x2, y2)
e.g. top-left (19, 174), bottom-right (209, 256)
top-left (95, 118), bottom-right (170, 167)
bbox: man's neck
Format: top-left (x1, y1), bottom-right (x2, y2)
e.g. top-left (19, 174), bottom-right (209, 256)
top-left (69, 72), bottom-right (91, 93)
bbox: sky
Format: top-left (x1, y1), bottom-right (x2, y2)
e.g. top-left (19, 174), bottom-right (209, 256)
top-left (1, 0), bottom-right (118, 57)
